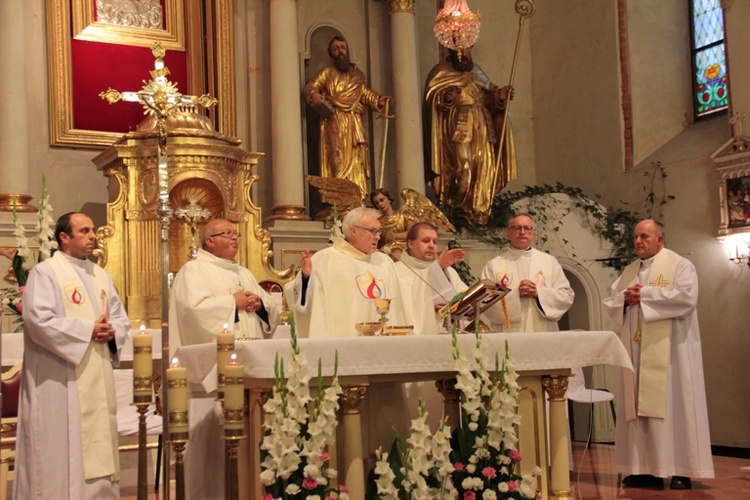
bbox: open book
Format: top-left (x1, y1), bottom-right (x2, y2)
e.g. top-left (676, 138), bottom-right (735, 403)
top-left (439, 279), bottom-right (511, 318)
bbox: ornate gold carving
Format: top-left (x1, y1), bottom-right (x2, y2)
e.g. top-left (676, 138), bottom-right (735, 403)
top-left (168, 409), bottom-right (188, 425)
top-left (542, 375), bottom-right (569, 402)
top-left (93, 224), bottom-right (114, 268)
top-left (267, 205), bottom-right (311, 222)
top-left (435, 378), bottom-right (461, 404)
top-left (340, 386), bottom-right (368, 415)
top-left (388, 0), bottom-right (415, 15)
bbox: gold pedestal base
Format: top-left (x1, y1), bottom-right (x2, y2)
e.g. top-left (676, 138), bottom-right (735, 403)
top-left (0, 194), bottom-right (36, 212)
top-left (266, 204), bottom-right (310, 221)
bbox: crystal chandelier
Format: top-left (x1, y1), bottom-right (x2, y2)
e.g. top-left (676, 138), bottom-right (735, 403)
top-left (433, 0), bottom-right (482, 54)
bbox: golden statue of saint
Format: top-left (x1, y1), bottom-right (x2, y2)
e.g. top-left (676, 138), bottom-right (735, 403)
top-left (370, 188), bottom-right (418, 259)
top-left (424, 47), bottom-right (517, 224)
top-left (305, 37), bottom-right (391, 196)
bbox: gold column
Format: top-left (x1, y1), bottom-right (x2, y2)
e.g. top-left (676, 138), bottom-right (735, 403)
top-left (340, 385), bottom-right (368, 499)
top-left (543, 375), bottom-right (573, 500)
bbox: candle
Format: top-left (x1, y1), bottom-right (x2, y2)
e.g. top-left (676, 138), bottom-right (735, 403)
top-left (132, 324), bottom-right (153, 402)
top-left (224, 354), bottom-right (245, 431)
top-left (217, 323), bottom-right (235, 397)
top-left (167, 357), bottom-right (188, 437)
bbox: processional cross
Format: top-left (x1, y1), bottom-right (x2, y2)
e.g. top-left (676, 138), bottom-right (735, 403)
top-left (99, 41), bottom-right (217, 500)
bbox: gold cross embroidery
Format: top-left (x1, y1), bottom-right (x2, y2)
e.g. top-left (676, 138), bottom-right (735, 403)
top-left (648, 274), bottom-right (671, 287)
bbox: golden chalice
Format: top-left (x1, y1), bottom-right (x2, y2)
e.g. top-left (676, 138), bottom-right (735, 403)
top-left (373, 298), bottom-right (391, 335)
top-left (355, 322), bottom-right (382, 336)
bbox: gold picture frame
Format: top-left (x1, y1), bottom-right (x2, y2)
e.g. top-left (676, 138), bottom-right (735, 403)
top-left (46, 0), bottom-right (236, 149)
top-left (72, 0), bottom-right (185, 50)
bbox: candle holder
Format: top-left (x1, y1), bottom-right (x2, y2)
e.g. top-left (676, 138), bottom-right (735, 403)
top-left (223, 407), bottom-right (246, 500)
top-left (133, 326), bottom-right (153, 500)
top-left (170, 434), bottom-right (189, 500)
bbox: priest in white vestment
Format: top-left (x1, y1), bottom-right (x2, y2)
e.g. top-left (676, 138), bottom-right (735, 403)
top-left (16, 212), bottom-right (131, 500)
top-left (481, 214), bottom-right (574, 332)
top-left (288, 206), bottom-right (409, 457)
top-left (169, 218), bottom-right (280, 500)
top-left (395, 222), bottom-right (468, 335)
top-left (602, 219), bottom-right (714, 490)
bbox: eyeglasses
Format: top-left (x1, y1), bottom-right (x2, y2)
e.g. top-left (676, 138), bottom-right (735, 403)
top-left (209, 230), bottom-right (241, 239)
top-left (353, 225), bottom-right (381, 236)
top-left (509, 225), bottom-right (534, 233)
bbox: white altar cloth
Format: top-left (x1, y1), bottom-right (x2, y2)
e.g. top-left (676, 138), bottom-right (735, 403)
top-left (176, 330), bottom-right (632, 390)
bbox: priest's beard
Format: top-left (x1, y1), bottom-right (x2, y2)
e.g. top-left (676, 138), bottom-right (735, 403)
top-left (333, 54), bottom-right (351, 73)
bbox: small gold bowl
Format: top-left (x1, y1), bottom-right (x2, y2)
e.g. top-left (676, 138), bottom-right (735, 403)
top-left (355, 322), bottom-right (382, 336)
top-left (383, 325), bottom-right (414, 336)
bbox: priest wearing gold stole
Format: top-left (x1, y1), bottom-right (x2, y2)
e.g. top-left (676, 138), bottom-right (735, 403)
top-left (169, 218), bottom-right (279, 500)
top-left (603, 220), bottom-right (714, 490)
top-left (480, 214), bottom-right (574, 332)
top-left (16, 213), bottom-right (130, 499)
top-left (304, 36), bottom-right (390, 195)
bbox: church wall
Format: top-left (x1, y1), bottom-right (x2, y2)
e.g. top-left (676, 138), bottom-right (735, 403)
top-left (532, 0), bottom-right (750, 448)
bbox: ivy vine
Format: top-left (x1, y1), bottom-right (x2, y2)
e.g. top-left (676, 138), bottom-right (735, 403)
top-left (446, 162), bottom-right (674, 283)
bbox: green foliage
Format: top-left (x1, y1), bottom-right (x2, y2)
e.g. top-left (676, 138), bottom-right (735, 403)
top-left (441, 162), bottom-right (674, 269)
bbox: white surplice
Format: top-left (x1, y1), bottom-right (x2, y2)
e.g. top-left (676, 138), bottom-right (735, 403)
top-left (287, 238), bottom-right (410, 454)
top-left (288, 237), bottom-right (407, 338)
top-left (169, 248), bottom-right (280, 500)
top-left (602, 250), bottom-right (714, 478)
top-left (480, 247), bottom-right (574, 332)
top-left (16, 253), bottom-right (130, 500)
top-left (395, 252), bottom-right (468, 335)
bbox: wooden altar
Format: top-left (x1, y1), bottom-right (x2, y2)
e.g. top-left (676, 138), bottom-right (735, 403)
top-left (175, 330), bottom-right (632, 499)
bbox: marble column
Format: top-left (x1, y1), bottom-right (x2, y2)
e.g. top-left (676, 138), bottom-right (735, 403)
top-left (0, 0), bottom-right (33, 212)
top-left (387, 0), bottom-right (426, 194)
top-left (267, 0), bottom-right (310, 221)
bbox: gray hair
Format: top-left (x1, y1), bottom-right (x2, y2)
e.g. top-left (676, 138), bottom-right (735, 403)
top-left (341, 207), bottom-right (381, 237)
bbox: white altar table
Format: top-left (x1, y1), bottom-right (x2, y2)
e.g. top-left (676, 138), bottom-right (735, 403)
top-left (176, 330), bottom-right (632, 499)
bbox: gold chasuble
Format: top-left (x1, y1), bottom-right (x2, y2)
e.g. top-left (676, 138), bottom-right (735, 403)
top-left (48, 253), bottom-right (120, 480)
top-left (619, 249), bottom-right (682, 420)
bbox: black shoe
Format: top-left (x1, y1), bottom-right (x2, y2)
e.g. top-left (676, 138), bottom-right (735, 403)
top-left (670, 476), bottom-right (692, 490)
top-left (622, 474), bottom-right (664, 488)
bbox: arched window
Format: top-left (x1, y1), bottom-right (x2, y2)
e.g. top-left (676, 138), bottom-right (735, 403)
top-left (690, 0), bottom-right (728, 118)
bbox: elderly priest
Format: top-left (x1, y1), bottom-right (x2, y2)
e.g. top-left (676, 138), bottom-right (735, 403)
top-left (169, 218), bottom-right (280, 500)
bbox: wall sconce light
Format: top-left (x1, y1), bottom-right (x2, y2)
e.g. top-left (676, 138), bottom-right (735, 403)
top-left (723, 235), bottom-right (750, 268)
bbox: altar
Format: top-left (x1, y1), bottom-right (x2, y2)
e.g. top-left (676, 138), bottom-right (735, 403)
top-left (176, 330), bottom-right (632, 499)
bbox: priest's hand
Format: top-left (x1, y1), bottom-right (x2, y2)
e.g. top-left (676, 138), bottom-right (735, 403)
top-left (518, 279), bottom-right (538, 298)
top-left (624, 284), bottom-right (642, 305)
top-left (92, 313), bottom-right (115, 344)
top-left (234, 291), bottom-right (262, 313)
top-left (300, 249), bottom-right (312, 278)
top-left (438, 247), bottom-right (465, 269)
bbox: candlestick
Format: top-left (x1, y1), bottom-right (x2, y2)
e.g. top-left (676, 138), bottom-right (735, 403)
top-left (167, 357), bottom-right (189, 440)
top-left (217, 324), bottom-right (234, 400)
top-left (132, 324), bottom-right (153, 404)
top-left (224, 354), bottom-right (245, 433)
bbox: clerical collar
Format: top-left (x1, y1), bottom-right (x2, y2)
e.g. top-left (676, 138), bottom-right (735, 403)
top-left (58, 250), bottom-right (93, 270)
top-left (507, 246), bottom-right (532, 256)
top-left (333, 237), bottom-right (371, 261)
top-left (640, 249), bottom-right (663, 263)
top-left (196, 248), bottom-right (239, 271)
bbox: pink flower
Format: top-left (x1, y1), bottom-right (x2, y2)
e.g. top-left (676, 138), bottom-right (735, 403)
top-left (303, 476), bottom-right (318, 490)
top-left (262, 495), bottom-right (273, 500)
top-left (481, 466), bottom-right (497, 479)
top-left (18, 286), bottom-right (24, 292)
top-left (454, 462), bottom-right (465, 471)
top-left (326, 497), bottom-right (335, 500)
top-left (508, 480), bottom-right (518, 491)
top-left (508, 449), bottom-right (522, 462)
top-left (463, 492), bottom-right (476, 500)
top-left (16, 301), bottom-right (22, 312)
top-left (338, 485), bottom-right (349, 493)
top-left (321, 451), bottom-right (330, 462)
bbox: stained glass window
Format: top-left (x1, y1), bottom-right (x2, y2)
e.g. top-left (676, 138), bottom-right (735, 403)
top-left (691, 0), bottom-right (728, 118)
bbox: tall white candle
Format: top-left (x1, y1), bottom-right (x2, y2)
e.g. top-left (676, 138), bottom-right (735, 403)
top-left (167, 357), bottom-right (188, 436)
top-left (132, 324), bottom-right (153, 402)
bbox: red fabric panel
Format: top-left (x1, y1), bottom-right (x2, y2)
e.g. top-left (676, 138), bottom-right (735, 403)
top-left (71, 39), bottom-right (188, 133)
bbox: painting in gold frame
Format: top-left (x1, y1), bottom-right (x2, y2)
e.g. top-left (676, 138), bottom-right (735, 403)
top-left (46, 0), bottom-right (236, 149)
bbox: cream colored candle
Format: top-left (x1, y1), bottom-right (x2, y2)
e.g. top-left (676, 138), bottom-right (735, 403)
top-left (216, 323), bottom-right (234, 394)
top-left (167, 357), bottom-right (188, 436)
top-left (224, 354), bottom-right (245, 431)
top-left (132, 325), bottom-right (153, 401)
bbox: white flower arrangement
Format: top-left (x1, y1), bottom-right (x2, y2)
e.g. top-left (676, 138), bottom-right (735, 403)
top-left (1, 176), bottom-right (58, 332)
top-left (259, 315), bottom-right (349, 499)
top-left (369, 331), bottom-right (540, 500)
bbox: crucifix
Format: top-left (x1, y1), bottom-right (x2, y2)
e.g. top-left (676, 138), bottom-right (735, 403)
top-left (100, 41), bottom-right (217, 500)
top-left (175, 194), bottom-right (213, 260)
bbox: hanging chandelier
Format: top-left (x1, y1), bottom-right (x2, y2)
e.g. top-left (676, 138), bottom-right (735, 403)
top-left (433, 0), bottom-right (482, 54)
